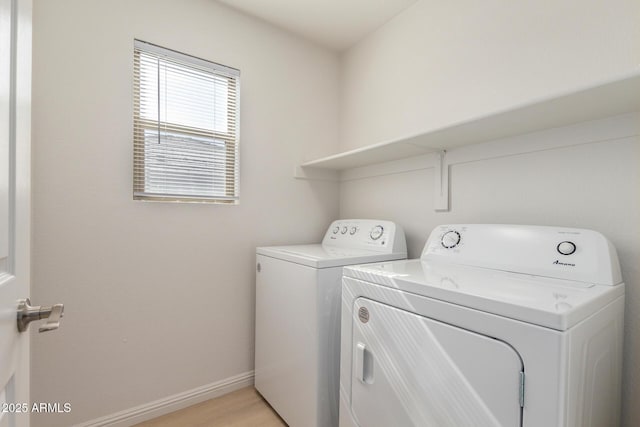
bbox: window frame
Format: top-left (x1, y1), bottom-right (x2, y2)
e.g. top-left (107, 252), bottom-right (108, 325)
top-left (133, 40), bottom-right (240, 204)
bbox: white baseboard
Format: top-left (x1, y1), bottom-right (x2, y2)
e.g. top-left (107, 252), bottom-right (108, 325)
top-left (73, 371), bottom-right (254, 427)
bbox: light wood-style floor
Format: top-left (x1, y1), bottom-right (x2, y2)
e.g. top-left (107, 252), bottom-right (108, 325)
top-left (134, 387), bottom-right (287, 427)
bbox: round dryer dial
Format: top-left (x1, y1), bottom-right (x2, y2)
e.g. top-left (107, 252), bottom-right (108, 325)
top-left (557, 241), bottom-right (577, 255)
top-left (332, 226), bottom-right (339, 234)
top-left (350, 226), bottom-right (358, 235)
top-left (369, 225), bottom-right (384, 240)
top-left (441, 231), bottom-right (461, 249)
top-left (341, 226), bottom-right (348, 234)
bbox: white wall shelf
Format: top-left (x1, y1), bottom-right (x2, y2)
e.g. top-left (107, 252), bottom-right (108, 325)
top-left (296, 72), bottom-right (640, 173)
top-left (295, 72), bottom-right (640, 211)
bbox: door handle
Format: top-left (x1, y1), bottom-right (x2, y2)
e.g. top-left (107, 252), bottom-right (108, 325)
top-left (355, 342), bottom-right (374, 384)
top-left (355, 342), bottom-right (366, 382)
top-left (16, 298), bottom-right (65, 333)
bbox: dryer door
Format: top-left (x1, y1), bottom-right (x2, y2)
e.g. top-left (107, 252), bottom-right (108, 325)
top-left (350, 298), bottom-right (523, 427)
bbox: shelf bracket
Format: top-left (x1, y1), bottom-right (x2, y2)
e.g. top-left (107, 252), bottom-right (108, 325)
top-left (434, 150), bottom-right (449, 211)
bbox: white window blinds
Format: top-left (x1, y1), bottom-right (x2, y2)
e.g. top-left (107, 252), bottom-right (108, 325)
top-left (133, 40), bottom-right (240, 203)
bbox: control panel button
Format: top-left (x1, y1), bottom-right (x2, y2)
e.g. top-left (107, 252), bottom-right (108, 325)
top-left (370, 225), bottom-right (384, 240)
top-left (557, 241), bottom-right (576, 256)
top-left (332, 226), bottom-right (339, 234)
top-left (441, 231), bottom-right (461, 249)
top-left (350, 226), bottom-right (358, 235)
top-left (341, 226), bottom-right (348, 234)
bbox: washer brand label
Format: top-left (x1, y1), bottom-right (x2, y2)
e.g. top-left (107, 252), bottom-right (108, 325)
top-left (358, 307), bottom-right (370, 323)
top-left (553, 260), bottom-right (575, 267)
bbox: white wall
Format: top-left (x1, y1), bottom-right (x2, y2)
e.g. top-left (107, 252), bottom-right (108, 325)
top-left (31, 0), bottom-right (339, 425)
top-left (339, 1), bottom-right (640, 425)
top-left (340, 0), bottom-right (640, 150)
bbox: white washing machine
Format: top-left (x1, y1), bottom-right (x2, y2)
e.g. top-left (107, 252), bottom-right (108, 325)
top-left (340, 224), bottom-right (624, 427)
top-left (255, 219), bottom-right (407, 427)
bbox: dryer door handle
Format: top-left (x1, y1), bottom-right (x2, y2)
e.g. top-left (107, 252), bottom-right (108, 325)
top-left (355, 342), bottom-right (374, 384)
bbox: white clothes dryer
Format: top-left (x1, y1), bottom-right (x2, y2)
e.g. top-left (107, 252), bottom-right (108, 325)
top-left (339, 224), bottom-right (624, 427)
top-left (255, 219), bottom-right (407, 427)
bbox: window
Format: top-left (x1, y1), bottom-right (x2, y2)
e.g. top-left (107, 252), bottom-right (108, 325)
top-left (133, 40), bottom-right (240, 203)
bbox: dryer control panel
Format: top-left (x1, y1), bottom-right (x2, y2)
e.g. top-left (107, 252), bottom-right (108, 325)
top-left (323, 219), bottom-right (406, 254)
top-left (422, 224), bottom-right (622, 286)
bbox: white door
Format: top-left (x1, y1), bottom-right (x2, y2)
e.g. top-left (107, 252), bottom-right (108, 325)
top-left (0, 0), bottom-right (31, 426)
top-left (350, 298), bottom-right (523, 427)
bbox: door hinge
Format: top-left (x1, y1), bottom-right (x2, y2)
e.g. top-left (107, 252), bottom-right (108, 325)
top-left (519, 371), bottom-right (525, 408)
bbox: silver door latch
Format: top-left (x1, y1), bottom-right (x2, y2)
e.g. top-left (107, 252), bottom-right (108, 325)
top-left (17, 298), bottom-right (65, 333)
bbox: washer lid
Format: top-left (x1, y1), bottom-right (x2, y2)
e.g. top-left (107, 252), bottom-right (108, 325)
top-left (257, 244), bottom-right (406, 269)
top-left (343, 259), bottom-right (624, 331)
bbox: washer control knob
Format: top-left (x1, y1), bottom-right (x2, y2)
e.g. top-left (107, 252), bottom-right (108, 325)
top-left (557, 241), bottom-right (576, 256)
top-left (370, 225), bottom-right (384, 240)
top-left (350, 226), bottom-right (358, 235)
top-left (332, 226), bottom-right (340, 234)
top-left (341, 226), bottom-right (348, 234)
top-left (441, 231), bottom-right (461, 249)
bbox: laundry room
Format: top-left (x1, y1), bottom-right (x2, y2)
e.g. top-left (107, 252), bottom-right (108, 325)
top-left (1, 0), bottom-right (638, 426)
